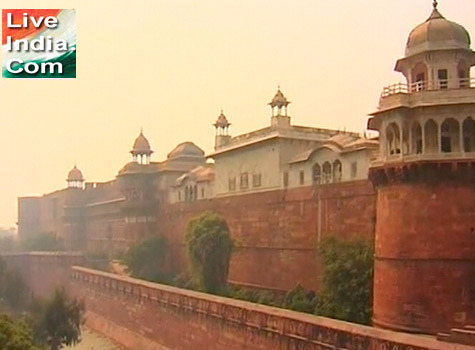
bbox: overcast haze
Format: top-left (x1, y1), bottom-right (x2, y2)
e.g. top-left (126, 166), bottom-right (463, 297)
top-left (1, 0), bottom-right (474, 228)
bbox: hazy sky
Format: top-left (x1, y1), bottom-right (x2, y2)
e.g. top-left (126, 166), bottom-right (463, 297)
top-left (0, 0), bottom-right (474, 227)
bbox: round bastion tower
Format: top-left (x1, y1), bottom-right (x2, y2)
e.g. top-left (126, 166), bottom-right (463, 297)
top-left (368, 2), bottom-right (475, 334)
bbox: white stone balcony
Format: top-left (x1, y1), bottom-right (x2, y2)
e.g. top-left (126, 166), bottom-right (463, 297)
top-left (371, 151), bottom-right (475, 168)
top-left (377, 77), bottom-right (475, 112)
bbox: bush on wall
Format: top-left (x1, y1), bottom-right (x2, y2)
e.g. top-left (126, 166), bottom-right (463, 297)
top-left (123, 235), bottom-right (170, 284)
top-left (21, 233), bottom-right (64, 252)
top-left (316, 235), bottom-right (374, 325)
top-left (283, 284), bottom-right (318, 314)
top-left (185, 211), bottom-right (234, 294)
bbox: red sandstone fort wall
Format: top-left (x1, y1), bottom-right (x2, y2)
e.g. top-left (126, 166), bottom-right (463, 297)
top-left (1, 252), bottom-right (85, 299)
top-left (158, 180), bottom-right (376, 291)
top-left (373, 182), bottom-right (475, 334)
top-left (15, 180), bottom-right (376, 293)
top-left (4, 253), bottom-right (473, 350)
top-left (70, 266), bottom-right (471, 350)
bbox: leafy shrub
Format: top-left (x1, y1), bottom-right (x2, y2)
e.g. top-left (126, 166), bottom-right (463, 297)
top-left (316, 235), bottom-right (374, 325)
top-left (0, 313), bottom-right (38, 350)
top-left (21, 233), bottom-right (64, 252)
top-left (0, 257), bottom-right (30, 311)
top-left (123, 235), bottom-right (170, 283)
top-left (31, 288), bottom-right (84, 350)
top-left (185, 212), bottom-right (234, 294)
top-left (283, 284), bottom-right (317, 314)
top-left (227, 286), bottom-right (280, 307)
top-left (83, 253), bottom-right (111, 272)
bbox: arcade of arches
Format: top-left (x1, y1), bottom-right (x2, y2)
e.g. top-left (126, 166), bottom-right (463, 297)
top-left (312, 160), bottom-right (342, 184)
top-left (384, 116), bottom-right (475, 157)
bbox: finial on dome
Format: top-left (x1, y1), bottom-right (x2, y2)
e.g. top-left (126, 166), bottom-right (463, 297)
top-left (427, 0), bottom-right (444, 21)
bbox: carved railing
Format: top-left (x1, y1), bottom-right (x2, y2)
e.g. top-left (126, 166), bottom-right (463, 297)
top-left (381, 77), bottom-right (475, 98)
top-left (371, 151), bottom-right (475, 167)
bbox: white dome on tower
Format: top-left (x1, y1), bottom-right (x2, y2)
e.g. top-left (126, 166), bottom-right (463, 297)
top-left (405, 2), bottom-right (471, 57)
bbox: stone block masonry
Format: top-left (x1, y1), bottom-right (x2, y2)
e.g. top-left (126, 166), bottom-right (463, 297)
top-left (158, 180), bottom-right (376, 291)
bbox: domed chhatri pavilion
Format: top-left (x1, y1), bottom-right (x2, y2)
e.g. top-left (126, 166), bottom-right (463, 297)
top-left (66, 165), bottom-right (84, 188)
top-left (369, 0), bottom-right (475, 335)
top-left (131, 130), bottom-right (153, 164)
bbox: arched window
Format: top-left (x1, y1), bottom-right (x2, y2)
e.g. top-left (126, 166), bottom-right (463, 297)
top-left (441, 118), bottom-right (460, 153)
top-left (463, 117), bottom-right (475, 152)
top-left (411, 121), bottom-right (423, 154)
top-left (333, 160), bottom-right (342, 182)
top-left (322, 162), bottom-right (332, 184)
top-left (386, 122), bottom-right (401, 155)
top-left (424, 119), bottom-right (438, 154)
top-left (312, 163), bottom-right (321, 184)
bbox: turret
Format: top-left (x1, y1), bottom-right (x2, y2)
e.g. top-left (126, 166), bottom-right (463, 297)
top-left (66, 165), bottom-right (84, 189)
top-left (130, 130), bottom-right (153, 165)
top-left (213, 110), bottom-right (231, 149)
top-left (368, 1), bottom-right (475, 334)
top-left (269, 87), bottom-right (291, 128)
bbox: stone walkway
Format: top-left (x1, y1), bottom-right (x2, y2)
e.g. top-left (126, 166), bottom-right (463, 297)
top-left (66, 328), bottom-right (125, 350)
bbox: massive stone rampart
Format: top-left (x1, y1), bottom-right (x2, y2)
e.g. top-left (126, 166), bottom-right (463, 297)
top-left (3, 253), bottom-right (470, 350)
top-left (1, 252), bottom-right (84, 299)
top-left (159, 180), bottom-right (376, 291)
top-left (71, 266), bottom-right (470, 350)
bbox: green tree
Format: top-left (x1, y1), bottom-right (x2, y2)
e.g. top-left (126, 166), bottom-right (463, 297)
top-left (0, 257), bottom-right (30, 311)
top-left (34, 288), bottom-right (84, 350)
top-left (1, 271), bottom-right (30, 310)
top-left (228, 286), bottom-right (280, 307)
top-left (21, 233), bottom-right (64, 252)
top-left (316, 236), bottom-right (374, 325)
top-left (283, 284), bottom-right (318, 314)
top-left (185, 211), bottom-right (234, 294)
top-left (123, 235), bottom-right (170, 283)
top-left (0, 313), bottom-right (38, 350)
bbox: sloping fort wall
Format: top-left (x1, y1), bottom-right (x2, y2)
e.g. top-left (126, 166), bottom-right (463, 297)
top-left (3, 253), bottom-right (471, 350)
top-left (70, 266), bottom-right (471, 350)
top-left (158, 180), bottom-right (376, 291)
